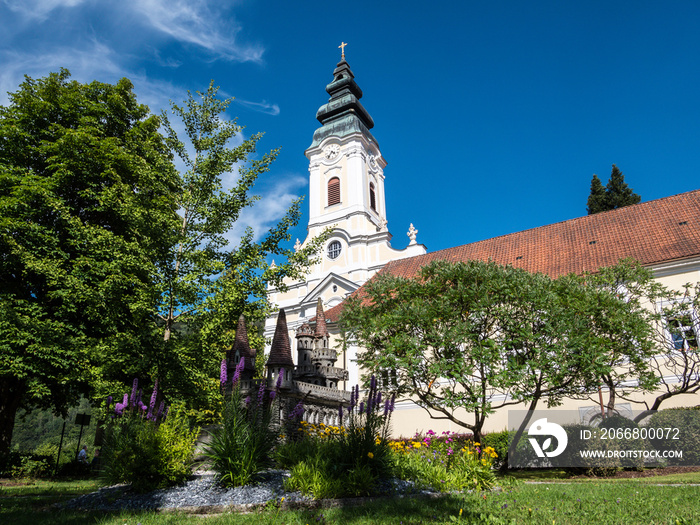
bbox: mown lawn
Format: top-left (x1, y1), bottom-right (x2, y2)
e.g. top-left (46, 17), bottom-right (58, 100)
top-left (2, 474), bottom-right (699, 525)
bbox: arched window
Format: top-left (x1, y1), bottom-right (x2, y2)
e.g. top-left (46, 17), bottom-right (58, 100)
top-left (369, 182), bottom-right (376, 211)
top-left (328, 177), bottom-right (340, 206)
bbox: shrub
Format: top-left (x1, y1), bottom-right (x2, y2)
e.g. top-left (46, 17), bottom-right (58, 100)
top-left (390, 430), bottom-right (497, 491)
top-left (102, 379), bottom-right (198, 492)
top-left (645, 408), bottom-right (700, 466)
top-left (279, 376), bottom-right (397, 498)
top-left (205, 360), bottom-right (279, 487)
top-left (481, 430), bottom-right (511, 469)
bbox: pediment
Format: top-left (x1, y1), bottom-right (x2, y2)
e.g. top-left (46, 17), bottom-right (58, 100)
top-left (299, 273), bottom-right (359, 319)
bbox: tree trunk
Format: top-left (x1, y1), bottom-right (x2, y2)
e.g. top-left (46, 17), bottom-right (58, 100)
top-left (0, 378), bottom-right (24, 458)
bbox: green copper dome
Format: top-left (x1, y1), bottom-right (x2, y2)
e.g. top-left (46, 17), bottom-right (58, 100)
top-left (309, 60), bottom-right (379, 149)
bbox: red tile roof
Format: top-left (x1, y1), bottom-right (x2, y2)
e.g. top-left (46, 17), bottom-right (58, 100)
top-left (324, 189), bottom-right (700, 323)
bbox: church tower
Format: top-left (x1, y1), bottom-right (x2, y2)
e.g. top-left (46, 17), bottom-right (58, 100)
top-left (265, 49), bottom-right (426, 385)
top-left (305, 56), bottom-right (390, 256)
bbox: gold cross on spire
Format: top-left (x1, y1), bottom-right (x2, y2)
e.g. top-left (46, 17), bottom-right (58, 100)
top-left (339, 41), bottom-right (348, 60)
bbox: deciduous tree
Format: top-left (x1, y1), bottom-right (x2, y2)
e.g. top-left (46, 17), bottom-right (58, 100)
top-left (0, 70), bottom-right (179, 456)
top-left (340, 260), bottom-right (655, 443)
top-left (154, 83), bottom-right (328, 411)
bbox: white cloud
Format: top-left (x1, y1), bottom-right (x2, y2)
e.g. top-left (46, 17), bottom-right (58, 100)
top-left (224, 173), bottom-right (307, 245)
top-left (234, 98), bottom-right (281, 116)
top-left (2, 0), bottom-right (87, 21)
top-left (0, 40), bottom-right (122, 106)
top-left (129, 0), bottom-right (264, 63)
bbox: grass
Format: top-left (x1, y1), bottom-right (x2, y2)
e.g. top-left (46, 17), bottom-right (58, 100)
top-left (2, 473), bottom-right (699, 524)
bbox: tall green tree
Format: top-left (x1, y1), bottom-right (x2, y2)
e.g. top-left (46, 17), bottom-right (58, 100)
top-left (0, 70), bottom-right (179, 457)
top-left (154, 83), bottom-right (328, 412)
top-left (587, 164), bottom-right (641, 214)
top-left (586, 174), bottom-right (607, 214)
top-left (606, 164), bottom-right (641, 210)
top-left (340, 260), bottom-right (655, 443)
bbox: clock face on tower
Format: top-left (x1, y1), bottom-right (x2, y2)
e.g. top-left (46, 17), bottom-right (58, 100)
top-left (323, 144), bottom-right (340, 160)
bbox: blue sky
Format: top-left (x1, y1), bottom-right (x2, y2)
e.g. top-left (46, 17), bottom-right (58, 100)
top-left (2, 1), bottom-right (699, 255)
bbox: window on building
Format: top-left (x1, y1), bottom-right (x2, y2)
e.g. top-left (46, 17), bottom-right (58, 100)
top-left (380, 368), bottom-right (398, 390)
top-left (327, 240), bottom-right (342, 260)
top-left (666, 312), bottom-right (698, 350)
top-left (328, 177), bottom-right (340, 206)
top-left (369, 182), bottom-right (376, 211)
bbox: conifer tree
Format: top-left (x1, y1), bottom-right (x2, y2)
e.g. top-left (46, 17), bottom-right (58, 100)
top-left (586, 164), bottom-right (641, 214)
top-left (586, 174), bottom-right (607, 214)
top-left (605, 164), bottom-right (641, 210)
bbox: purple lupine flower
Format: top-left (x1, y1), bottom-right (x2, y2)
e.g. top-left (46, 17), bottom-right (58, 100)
top-left (106, 395), bottom-right (113, 409)
top-left (370, 375), bottom-right (377, 392)
top-left (257, 380), bottom-right (265, 407)
top-left (147, 380), bottom-right (158, 420)
top-left (389, 393), bottom-right (396, 413)
top-left (275, 368), bottom-right (285, 390)
top-left (269, 390), bottom-right (277, 401)
top-left (122, 393), bottom-right (128, 411)
top-left (338, 404), bottom-right (344, 426)
top-left (130, 378), bottom-right (139, 407)
top-left (114, 402), bottom-right (124, 416)
top-left (288, 400), bottom-right (304, 420)
top-left (162, 405), bottom-right (170, 421)
top-left (244, 396), bottom-right (251, 406)
top-left (359, 401), bottom-right (365, 414)
top-left (220, 359), bottom-right (228, 385)
top-left (156, 401), bottom-right (165, 421)
top-left (383, 398), bottom-right (391, 417)
top-left (349, 387), bottom-right (356, 409)
top-left (231, 358), bottom-right (245, 388)
top-left (375, 392), bottom-right (382, 412)
top-left (136, 388), bottom-right (143, 408)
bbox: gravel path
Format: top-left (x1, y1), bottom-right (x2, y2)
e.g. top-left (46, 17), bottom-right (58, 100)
top-left (60, 470), bottom-right (434, 513)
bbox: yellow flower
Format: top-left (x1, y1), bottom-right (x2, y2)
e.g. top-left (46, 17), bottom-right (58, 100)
top-left (367, 452), bottom-right (374, 459)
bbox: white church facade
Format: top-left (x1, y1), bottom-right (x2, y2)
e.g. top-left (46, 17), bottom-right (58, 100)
top-left (266, 55), bottom-right (700, 437)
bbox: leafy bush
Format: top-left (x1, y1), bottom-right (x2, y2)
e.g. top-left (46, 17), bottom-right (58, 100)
top-left (482, 430), bottom-right (511, 469)
top-left (645, 408), bottom-right (700, 466)
top-left (278, 376), bottom-right (397, 498)
top-left (10, 454), bottom-right (52, 479)
top-left (389, 430), bottom-right (497, 491)
top-left (205, 360), bottom-right (279, 487)
top-left (102, 379), bottom-right (198, 492)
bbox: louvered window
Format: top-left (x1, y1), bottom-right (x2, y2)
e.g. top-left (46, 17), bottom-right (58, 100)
top-left (328, 177), bottom-right (340, 206)
top-left (369, 182), bottom-right (376, 211)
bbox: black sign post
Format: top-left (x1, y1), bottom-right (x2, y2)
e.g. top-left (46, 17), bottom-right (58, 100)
top-left (74, 413), bottom-right (91, 461)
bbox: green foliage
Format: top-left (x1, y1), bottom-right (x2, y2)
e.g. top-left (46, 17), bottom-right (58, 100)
top-left (0, 69), bottom-right (179, 456)
top-left (205, 373), bottom-right (278, 487)
top-left (341, 259), bottom-right (654, 444)
top-left (482, 430), bottom-right (512, 469)
top-left (154, 81), bottom-right (329, 414)
top-left (102, 403), bottom-right (197, 492)
top-left (390, 432), bottom-right (497, 492)
top-left (587, 164), bottom-right (641, 214)
top-left (646, 408), bottom-right (700, 466)
top-left (276, 378), bottom-right (397, 498)
top-left (586, 173), bottom-right (607, 214)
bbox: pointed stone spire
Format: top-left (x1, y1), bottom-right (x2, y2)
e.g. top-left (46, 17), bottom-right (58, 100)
top-left (232, 314), bottom-right (256, 373)
top-left (267, 309), bottom-right (294, 367)
top-left (314, 298), bottom-right (329, 339)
